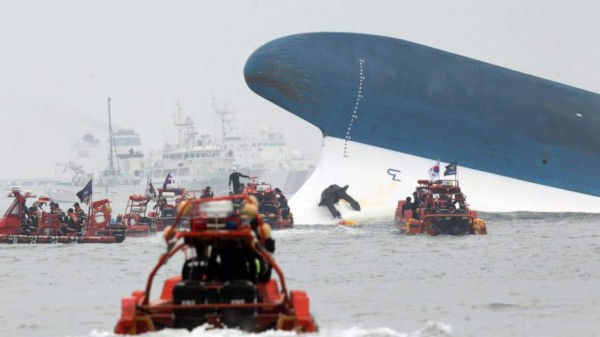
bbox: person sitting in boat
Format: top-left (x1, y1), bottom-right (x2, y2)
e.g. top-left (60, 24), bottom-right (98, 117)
top-left (450, 194), bottom-right (467, 213)
top-left (274, 188), bottom-right (290, 219)
top-left (59, 208), bottom-right (78, 236)
top-left (401, 196), bottom-right (413, 217)
top-left (209, 238), bottom-right (258, 283)
top-left (411, 191), bottom-right (421, 220)
top-left (205, 196), bottom-right (260, 283)
top-left (445, 198), bottom-right (458, 210)
top-left (20, 200), bottom-right (29, 224)
top-left (50, 202), bottom-right (66, 223)
top-left (229, 168), bottom-right (250, 194)
top-left (455, 194), bottom-right (466, 208)
top-left (181, 242), bottom-right (215, 282)
top-left (73, 202), bottom-right (86, 235)
top-left (32, 200), bottom-right (46, 213)
top-left (22, 206), bottom-right (39, 235)
top-left (154, 190), bottom-right (168, 212)
top-left (200, 186), bottom-right (214, 199)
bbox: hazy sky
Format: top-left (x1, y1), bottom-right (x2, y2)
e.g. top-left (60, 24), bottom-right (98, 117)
top-left (1, 0), bottom-right (599, 179)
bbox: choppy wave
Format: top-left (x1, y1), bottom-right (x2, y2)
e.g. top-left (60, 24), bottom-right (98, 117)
top-left (2, 212), bottom-right (600, 337)
top-left (83, 323), bottom-right (453, 337)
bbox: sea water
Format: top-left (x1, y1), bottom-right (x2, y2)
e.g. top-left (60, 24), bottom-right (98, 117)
top-left (1, 212), bottom-right (599, 337)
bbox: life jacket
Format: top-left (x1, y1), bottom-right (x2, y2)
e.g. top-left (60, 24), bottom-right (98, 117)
top-left (65, 213), bottom-right (77, 230)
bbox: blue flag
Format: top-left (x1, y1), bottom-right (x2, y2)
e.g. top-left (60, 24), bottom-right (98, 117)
top-left (162, 171), bottom-right (176, 190)
top-left (145, 180), bottom-right (157, 200)
top-left (444, 161), bottom-right (458, 176)
top-left (76, 179), bottom-right (93, 205)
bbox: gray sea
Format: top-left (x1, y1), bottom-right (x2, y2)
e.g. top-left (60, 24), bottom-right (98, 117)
top-left (1, 211), bottom-right (599, 337)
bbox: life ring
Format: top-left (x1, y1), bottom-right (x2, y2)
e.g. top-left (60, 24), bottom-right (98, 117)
top-left (90, 205), bottom-right (111, 229)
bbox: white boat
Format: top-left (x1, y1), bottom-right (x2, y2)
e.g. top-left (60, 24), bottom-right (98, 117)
top-left (142, 102), bottom-right (316, 196)
top-left (44, 98), bottom-right (146, 212)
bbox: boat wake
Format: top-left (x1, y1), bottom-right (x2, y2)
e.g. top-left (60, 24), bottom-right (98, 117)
top-left (86, 322), bottom-right (453, 337)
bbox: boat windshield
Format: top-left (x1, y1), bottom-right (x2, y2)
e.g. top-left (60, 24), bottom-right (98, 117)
top-left (199, 200), bottom-right (234, 218)
top-left (4, 199), bottom-right (21, 218)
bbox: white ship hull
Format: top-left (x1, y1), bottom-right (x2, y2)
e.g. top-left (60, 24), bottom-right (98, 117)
top-left (290, 137), bottom-right (600, 225)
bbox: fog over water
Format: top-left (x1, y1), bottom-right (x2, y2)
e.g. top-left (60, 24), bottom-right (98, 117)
top-left (1, 1), bottom-right (600, 180)
top-left (1, 2), bottom-right (600, 337)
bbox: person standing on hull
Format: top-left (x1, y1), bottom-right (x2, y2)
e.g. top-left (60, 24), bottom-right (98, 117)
top-left (318, 184), bottom-right (361, 219)
top-left (229, 167), bottom-right (250, 194)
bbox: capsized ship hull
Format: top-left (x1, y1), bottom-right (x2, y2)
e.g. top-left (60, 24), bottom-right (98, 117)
top-left (244, 32), bottom-right (600, 221)
top-left (288, 138), bottom-right (598, 224)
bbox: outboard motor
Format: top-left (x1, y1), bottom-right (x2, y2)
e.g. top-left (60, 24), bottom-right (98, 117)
top-left (107, 225), bottom-right (126, 243)
top-left (220, 280), bottom-right (257, 331)
top-left (432, 216), bottom-right (468, 236)
top-left (172, 281), bottom-right (214, 330)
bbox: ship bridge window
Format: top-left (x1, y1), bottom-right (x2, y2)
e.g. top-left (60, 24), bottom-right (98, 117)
top-left (114, 138), bottom-right (141, 146)
top-left (153, 170), bottom-right (161, 178)
top-left (179, 167), bottom-right (190, 176)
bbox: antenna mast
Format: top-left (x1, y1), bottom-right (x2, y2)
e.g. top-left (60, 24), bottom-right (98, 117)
top-left (107, 97), bottom-right (120, 176)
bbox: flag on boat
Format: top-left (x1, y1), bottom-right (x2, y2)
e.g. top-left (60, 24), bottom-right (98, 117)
top-left (145, 180), bottom-right (157, 200)
top-left (444, 160), bottom-right (458, 176)
top-left (428, 163), bottom-right (440, 181)
top-left (162, 171), bottom-right (176, 190)
top-left (76, 179), bottom-right (93, 205)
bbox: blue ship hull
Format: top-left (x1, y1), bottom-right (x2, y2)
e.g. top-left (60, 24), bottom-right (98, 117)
top-left (244, 33), bottom-right (600, 200)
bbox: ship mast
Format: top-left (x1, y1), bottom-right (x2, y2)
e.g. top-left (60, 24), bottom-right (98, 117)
top-left (213, 99), bottom-right (237, 168)
top-left (213, 100), bottom-right (237, 144)
top-left (107, 97), bottom-right (120, 176)
top-left (172, 102), bottom-right (198, 149)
